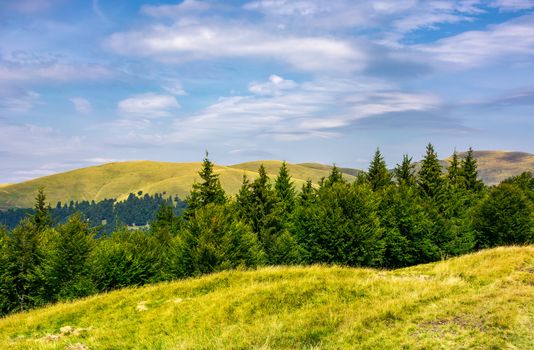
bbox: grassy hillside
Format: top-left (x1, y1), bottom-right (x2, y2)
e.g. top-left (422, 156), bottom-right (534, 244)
top-left (229, 160), bottom-right (357, 184)
top-left (0, 246), bottom-right (532, 349)
top-left (463, 151), bottom-right (534, 185)
top-left (0, 161), bottom-right (318, 209)
top-left (0, 150), bottom-right (531, 209)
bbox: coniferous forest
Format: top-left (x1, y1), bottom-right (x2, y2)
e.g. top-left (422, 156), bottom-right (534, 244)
top-left (0, 144), bottom-right (532, 317)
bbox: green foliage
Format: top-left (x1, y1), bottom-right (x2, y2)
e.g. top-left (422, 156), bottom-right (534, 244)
top-left (44, 213), bottom-right (96, 301)
top-left (0, 146), bottom-right (531, 318)
top-left (321, 164), bottom-right (344, 188)
top-left (294, 182), bottom-right (385, 267)
top-left (274, 161), bottom-right (296, 211)
top-left (180, 204), bottom-right (265, 274)
top-left (33, 187), bottom-right (51, 231)
top-left (418, 143), bottom-right (444, 198)
top-left (473, 183), bottom-right (533, 248)
top-left (367, 148), bottom-right (393, 191)
top-left (447, 150), bottom-right (461, 186)
top-left (461, 147), bottom-right (484, 192)
top-left (394, 154), bottom-right (416, 187)
top-left (186, 152), bottom-right (226, 213)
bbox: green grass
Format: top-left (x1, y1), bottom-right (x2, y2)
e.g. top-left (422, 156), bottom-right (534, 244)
top-left (1, 246), bottom-right (532, 349)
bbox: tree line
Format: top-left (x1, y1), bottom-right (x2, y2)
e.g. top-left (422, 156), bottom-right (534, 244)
top-left (0, 192), bottom-right (187, 233)
top-left (0, 145), bottom-right (533, 316)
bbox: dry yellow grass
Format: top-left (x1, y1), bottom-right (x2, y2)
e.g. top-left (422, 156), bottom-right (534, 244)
top-left (0, 246), bottom-right (532, 349)
top-left (0, 160), bottom-right (329, 209)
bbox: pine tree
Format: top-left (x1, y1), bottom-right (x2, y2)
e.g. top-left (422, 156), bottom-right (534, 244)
top-left (186, 152), bottom-right (226, 213)
top-left (322, 164), bottom-right (344, 187)
top-left (367, 148), bottom-right (392, 191)
top-left (274, 162), bottom-right (296, 210)
top-left (447, 150), bottom-right (461, 186)
top-left (394, 154), bottom-right (416, 187)
top-left (461, 147), bottom-right (484, 192)
top-left (33, 187), bottom-right (51, 231)
top-left (46, 213), bottom-right (96, 301)
top-left (300, 179), bottom-right (316, 204)
top-left (418, 143), bottom-right (444, 198)
top-left (250, 165), bottom-right (276, 234)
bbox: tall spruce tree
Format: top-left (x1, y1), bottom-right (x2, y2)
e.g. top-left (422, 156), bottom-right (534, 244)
top-left (447, 150), bottom-right (461, 186)
top-left (367, 148), bottom-right (392, 191)
top-left (418, 143), bottom-right (444, 198)
top-left (274, 162), bottom-right (296, 210)
top-left (186, 152), bottom-right (226, 213)
top-left (33, 187), bottom-right (51, 231)
top-left (394, 154), bottom-right (416, 187)
top-left (461, 147), bottom-right (484, 192)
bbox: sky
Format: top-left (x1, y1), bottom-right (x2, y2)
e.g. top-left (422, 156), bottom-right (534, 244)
top-left (1, 0), bottom-right (534, 183)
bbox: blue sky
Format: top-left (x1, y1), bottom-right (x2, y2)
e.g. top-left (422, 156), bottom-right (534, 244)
top-left (1, 0), bottom-right (534, 183)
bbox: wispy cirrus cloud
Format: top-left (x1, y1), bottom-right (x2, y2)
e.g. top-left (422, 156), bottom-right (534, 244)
top-left (70, 97), bottom-right (92, 114)
top-left (107, 22), bottom-right (365, 73)
top-left (415, 14), bottom-right (534, 68)
top-left (117, 93), bottom-right (180, 119)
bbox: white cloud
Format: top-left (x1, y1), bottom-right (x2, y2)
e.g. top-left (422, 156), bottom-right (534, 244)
top-left (0, 123), bottom-right (83, 156)
top-left (141, 0), bottom-right (210, 18)
top-left (416, 14), bottom-right (534, 68)
top-left (70, 97), bottom-right (92, 114)
top-left (117, 93), bottom-right (180, 118)
top-left (107, 23), bottom-right (365, 73)
top-left (162, 79), bottom-right (187, 96)
top-left (249, 74), bottom-right (297, 95)
top-left (0, 51), bottom-right (112, 85)
top-left (0, 90), bottom-right (40, 113)
top-left (166, 76), bottom-right (439, 143)
top-left (491, 0), bottom-right (534, 10)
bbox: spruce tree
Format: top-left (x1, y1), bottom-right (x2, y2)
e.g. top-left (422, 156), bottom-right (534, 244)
top-left (274, 162), bottom-right (296, 210)
top-left (322, 165), bottom-right (344, 187)
top-left (418, 143), bottom-right (444, 198)
top-left (447, 150), bottom-right (461, 186)
top-left (367, 148), bottom-right (392, 191)
top-left (186, 152), bottom-right (226, 213)
top-left (46, 213), bottom-right (96, 301)
top-left (394, 154), bottom-right (416, 187)
top-left (300, 179), bottom-right (316, 204)
top-left (461, 147), bottom-right (484, 192)
top-left (33, 187), bottom-right (51, 231)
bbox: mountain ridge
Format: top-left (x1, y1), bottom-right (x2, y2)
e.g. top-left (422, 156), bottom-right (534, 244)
top-left (0, 150), bottom-right (532, 209)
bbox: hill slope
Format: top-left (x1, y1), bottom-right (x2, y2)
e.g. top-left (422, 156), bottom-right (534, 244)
top-left (0, 246), bottom-right (532, 349)
top-left (0, 150), bottom-right (531, 208)
top-left (0, 160), bottom-right (328, 209)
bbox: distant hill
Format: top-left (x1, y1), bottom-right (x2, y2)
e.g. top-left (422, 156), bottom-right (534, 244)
top-left (0, 246), bottom-right (532, 349)
top-left (456, 151), bottom-right (534, 185)
top-left (0, 150), bottom-right (531, 209)
top-left (0, 160), bottom-right (356, 209)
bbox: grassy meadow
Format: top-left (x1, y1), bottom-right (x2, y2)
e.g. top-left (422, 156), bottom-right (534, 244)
top-left (0, 246), bottom-right (532, 349)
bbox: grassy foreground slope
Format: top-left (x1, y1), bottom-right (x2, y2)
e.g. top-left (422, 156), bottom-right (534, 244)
top-left (1, 246), bottom-right (532, 349)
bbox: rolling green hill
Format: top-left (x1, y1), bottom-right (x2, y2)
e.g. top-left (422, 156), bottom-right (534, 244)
top-left (0, 246), bottom-right (532, 349)
top-left (0, 160), bottom-right (355, 209)
top-left (0, 150), bottom-right (531, 209)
